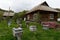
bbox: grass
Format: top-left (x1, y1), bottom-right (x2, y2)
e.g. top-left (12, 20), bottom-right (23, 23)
top-left (0, 20), bottom-right (17, 40)
top-left (0, 20), bottom-right (60, 40)
top-left (22, 21), bottom-right (60, 40)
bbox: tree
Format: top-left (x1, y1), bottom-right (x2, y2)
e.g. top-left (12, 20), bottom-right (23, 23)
top-left (55, 8), bottom-right (60, 18)
top-left (18, 10), bottom-right (28, 18)
top-left (33, 12), bottom-right (41, 23)
top-left (13, 10), bottom-right (28, 22)
top-left (0, 11), bottom-right (3, 20)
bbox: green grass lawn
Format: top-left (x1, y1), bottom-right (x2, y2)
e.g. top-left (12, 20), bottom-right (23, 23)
top-left (0, 20), bottom-right (60, 40)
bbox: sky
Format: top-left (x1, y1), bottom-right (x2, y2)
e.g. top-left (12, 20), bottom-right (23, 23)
top-left (0, 0), bottom-right (60, 12)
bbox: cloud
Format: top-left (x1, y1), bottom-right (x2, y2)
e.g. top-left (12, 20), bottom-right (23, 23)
top-left (11, 0), bottom-right (43, 12)
top-left (45, 0), bottom-right (60, 8)
top-left (0, 0), bottom-right (60, 12)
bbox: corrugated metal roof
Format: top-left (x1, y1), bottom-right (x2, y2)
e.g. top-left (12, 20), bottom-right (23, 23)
top-left (27, 1), bottom-right (59, 14)
top-left (3, 12), bottom-right (15, 16)
top-left (27, 5), bottom-right (59, 13)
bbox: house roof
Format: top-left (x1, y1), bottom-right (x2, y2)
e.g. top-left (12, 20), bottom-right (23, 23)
top-left (3, 12), bottom-right (15, 16)
top-left (27, 1), bottom-right (59, 14)
top-left (40, 1), bottom-right (49, 7)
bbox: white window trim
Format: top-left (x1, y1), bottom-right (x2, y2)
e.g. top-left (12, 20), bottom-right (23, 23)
top-left (33, 13), bottom-right (37, 20)
top-left (27, 15), bottom-right (30, 20)
top-left (50, 14), bottom-right (54, 19)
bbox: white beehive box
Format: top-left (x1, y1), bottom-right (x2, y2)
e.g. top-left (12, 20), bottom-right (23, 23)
top-left (42, 24), bottom-right (49, 30)
top-left (57, 18), bottom-right (60, 21)
top-left (13, 27), bottom-right (23, 37)
top-left (29, 25), bottom-right (37, 32)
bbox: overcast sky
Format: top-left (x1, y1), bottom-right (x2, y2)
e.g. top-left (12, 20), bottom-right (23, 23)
top-left (0, 0), bottom-right (60, 12)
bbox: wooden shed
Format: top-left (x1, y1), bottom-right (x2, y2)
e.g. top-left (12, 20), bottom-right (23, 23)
top-left (24, 1), bottom-right (59, 22)
top-left (2, 11), bottom-right (15, 20)
top-left (3, 12), bottom-right (15, 18)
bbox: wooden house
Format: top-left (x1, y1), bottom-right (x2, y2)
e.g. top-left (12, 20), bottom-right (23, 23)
top-left (24, 1), bottom-right (59, 22)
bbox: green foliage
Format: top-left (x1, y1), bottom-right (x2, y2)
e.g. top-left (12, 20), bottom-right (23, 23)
top-left (0, 20), bottom-right (17, 40)
top-left (55, 8), bottom-right (60, 18)
top-left (37, 12), bottom-right (41, 22)
top-left (33, 12), bottom-right (41, 22)
top-left (0, 11), bottom-right (3, 19)
top-left (13, 10), bottom-right (28, 21)
top-left (0, 20), bottom-right (60, 40)
top-left (58, 13), bottom-right (60, 18)
top-left (13, 13), bottom-right (18, 21)
top-left (21, 22), bottom-right (60, 40)
top-left (18, 10), bottom-right (28, 18)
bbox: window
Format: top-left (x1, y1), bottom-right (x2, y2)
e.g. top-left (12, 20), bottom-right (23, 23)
top-left (27, 15), bottom-right (30, 20)
top-left (33, 13), bottom-right (37, 20)
top-left (50, 14), bottom-right (54, 19)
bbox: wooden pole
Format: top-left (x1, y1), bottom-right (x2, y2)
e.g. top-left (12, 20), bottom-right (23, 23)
top-left (17, 36), bottom-right (21, 40)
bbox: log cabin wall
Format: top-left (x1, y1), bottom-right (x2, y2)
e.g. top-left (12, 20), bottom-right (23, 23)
top-left (54, 13), bottom-right (58, 21)
top-left (40, 11), bottom-right (58, 21)
top-left (29, 14), bottom-right (33, 20)
top-left (49, 12), bottom-right (57, 21)
top-left (40, 11), bottom-right (50, 21)
top-left (26, 11), bottom-right (58, 22)
top-left (26, 13), bottom-right (33, 21)
top-left (49, 12), bottom-right (54, 21)
top-left (41, 13), bottom-right (49, 21)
